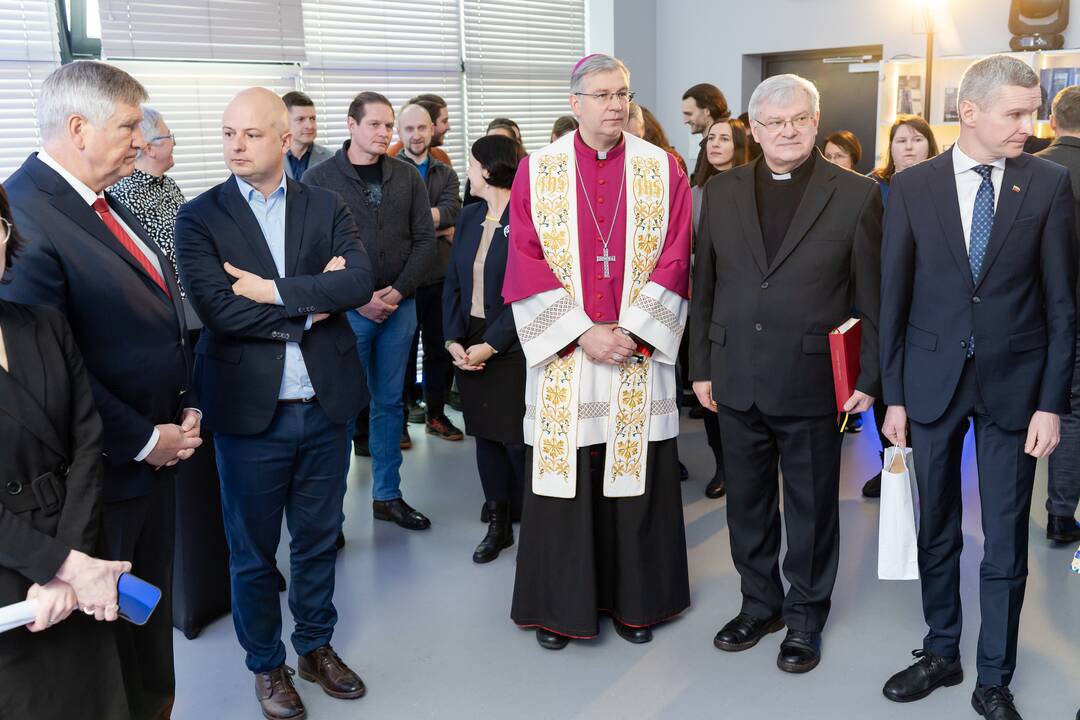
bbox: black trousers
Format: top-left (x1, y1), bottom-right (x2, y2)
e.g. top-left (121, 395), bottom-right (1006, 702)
top-left (403, 282), bottom-right (454, 418)
top-left (1047, 331), bottom-right (1080, 517)
top-left (715, 405), bottom-right (842, 632)
top-left (476, 437), bottom-right (526, 508)
top-left (100, 470), bottom-right (177, 720)
top-left (909, 360), bottom-right (1036, 687)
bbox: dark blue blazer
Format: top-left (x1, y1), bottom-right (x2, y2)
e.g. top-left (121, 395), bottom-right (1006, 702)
top-left (0, 153), bottom-right (194, 502)
top-left (175, 175), bottom-right (373, 436)
top-left (442, 201), bottom-right (519, 353)
top-left (880, 148), bottom-right (1078, 430)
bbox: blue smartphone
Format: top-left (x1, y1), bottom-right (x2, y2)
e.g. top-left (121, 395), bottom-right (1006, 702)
top-left (117, 573), bottom-right (162, 626)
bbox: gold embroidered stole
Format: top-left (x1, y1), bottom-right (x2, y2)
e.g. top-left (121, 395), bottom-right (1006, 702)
top-left (527, 132), bottom-right (670, 498)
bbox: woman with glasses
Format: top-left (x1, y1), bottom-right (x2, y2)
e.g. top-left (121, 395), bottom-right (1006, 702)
top-left (822, 129), bottom-right (863, 171)
top-left (0, 185), bottom-right (134, 719)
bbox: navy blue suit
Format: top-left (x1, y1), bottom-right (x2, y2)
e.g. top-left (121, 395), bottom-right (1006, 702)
top-left (0, 152), bottom-right (194, 718)
top-left (174, 175), bottom-right (373, 673)
top-left (880, 147), bottom-right (1077, 686)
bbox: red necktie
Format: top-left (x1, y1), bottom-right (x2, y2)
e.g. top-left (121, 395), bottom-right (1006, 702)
top-left (92, 198), bottom-right (171, 298)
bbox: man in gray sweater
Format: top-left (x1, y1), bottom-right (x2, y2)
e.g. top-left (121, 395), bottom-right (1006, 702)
top-left (395, 102), bottom-right (464, 441)
top-left (304, 91), bottom-right (436, 531)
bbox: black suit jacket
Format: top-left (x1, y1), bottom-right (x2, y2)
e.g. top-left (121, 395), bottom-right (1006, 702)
top-left (442, 202), bottom-right (518, 353)
top-left (175, 175), bottom-right (374, 436)
top-left (689, 150), bottom-right (883, 416)
top-left (0, 154), bottom-right (194, 503)
top-left (0, 302), bottom-right (104, 603)
top-left (880, 148), bottom-right (1077, 430)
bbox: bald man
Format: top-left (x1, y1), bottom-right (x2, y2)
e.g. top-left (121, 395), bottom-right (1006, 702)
top-left (174, 87), bottom-right (374, 720)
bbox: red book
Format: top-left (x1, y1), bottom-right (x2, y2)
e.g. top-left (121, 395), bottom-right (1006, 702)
top-left (828, 318), bottom-right (861, 414)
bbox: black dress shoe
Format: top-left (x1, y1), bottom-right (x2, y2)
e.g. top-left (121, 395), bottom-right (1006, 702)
top-left (535, 628), bottom-right (569, 650)
top-left (777, 630), bottom-right (821, 673)
top-left (473, 501), bottom-right (513, 563)
top-left (373, 498), bottom-right (431, 530)
top-left (1047, 514), bottom-right (1080, 544)
top-left (862, 473), bottom-right (882, 498)
top-left (972, 685), bottom-right (1022, 719)
top-left (353, 436), bottom-right (370, 457)
top-left (705, 470), bottom-right (726, 498)
top-left (613, 618), bottom-right (652, 644)
top-left (883, 649), bottom-right (963, 703)
top-left (713, 612), bottom-right (784, 651)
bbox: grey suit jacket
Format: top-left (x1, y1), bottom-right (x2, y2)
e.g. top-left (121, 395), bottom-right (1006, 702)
top-left (283, 142), bottom-right (334, 180)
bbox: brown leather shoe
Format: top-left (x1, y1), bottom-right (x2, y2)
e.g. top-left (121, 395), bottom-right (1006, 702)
top-left (297, 645), bottom-right (366, 700)
top-left (254, 666), bottom-right (306, 720)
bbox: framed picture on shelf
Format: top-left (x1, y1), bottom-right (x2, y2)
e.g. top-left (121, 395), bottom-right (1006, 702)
top-left (943, 87), bottom-right (959, 123)
top-left (897, 75), bottom-right (923, 117)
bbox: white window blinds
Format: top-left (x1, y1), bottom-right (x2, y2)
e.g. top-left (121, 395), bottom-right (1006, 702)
top-left (110, 60), bottom-right (300, 197)
top-left (0, 0), bottom-right (60, 181)
top-left (99, 0), bottom-right (306, 62)
top-left (462, 0), bottom-right (585, 152)
top-left (301, 0), bottom-right (465, 167)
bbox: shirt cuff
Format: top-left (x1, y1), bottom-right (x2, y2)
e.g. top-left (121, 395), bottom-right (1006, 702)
top-left (305, 315), bottom-right (313, 331)
top-left (134, 427), bottom-right (160, 462)
top-left (273, 281), bottom-right (284, 306)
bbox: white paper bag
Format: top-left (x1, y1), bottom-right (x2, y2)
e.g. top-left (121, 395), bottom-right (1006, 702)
top-left (878, 446), bottom-right (920, 580)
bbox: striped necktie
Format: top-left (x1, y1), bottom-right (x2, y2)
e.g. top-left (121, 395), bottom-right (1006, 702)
top-left (92, 198), bottom-right (171, 298)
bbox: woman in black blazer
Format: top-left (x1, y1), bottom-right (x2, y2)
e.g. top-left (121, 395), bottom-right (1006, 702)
top-left (0, 186), bottom-right (132, 719)
top-left (443, 135), bottom-right (527, 563)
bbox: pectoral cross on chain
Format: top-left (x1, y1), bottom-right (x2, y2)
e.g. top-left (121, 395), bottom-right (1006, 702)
top-left (596, 249), bottom-right (616, 278)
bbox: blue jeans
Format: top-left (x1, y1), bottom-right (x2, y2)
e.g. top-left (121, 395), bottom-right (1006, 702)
top-left (347, 300), bottom-right (417, 501)
top-left (215, 401), bottom-right (348, 673)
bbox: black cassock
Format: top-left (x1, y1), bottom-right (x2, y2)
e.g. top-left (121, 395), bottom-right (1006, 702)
top-left (511, 438), bottom-right (691, 638)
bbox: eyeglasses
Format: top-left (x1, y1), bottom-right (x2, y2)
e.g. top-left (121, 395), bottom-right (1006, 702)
top-left (573, 90), bottom-right (635, 105)
top-left (0, 217), bottom-right (12, 246)
top-left (753, 114), bottom-right (814, 133)
top-left (147, 133), bottom-right (176, 145)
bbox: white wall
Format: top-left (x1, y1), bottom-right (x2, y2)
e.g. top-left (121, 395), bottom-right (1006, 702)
top-left (650, 0), bottom-right (1080, 159)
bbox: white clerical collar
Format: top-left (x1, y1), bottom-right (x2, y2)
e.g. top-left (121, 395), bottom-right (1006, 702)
top-left (38, 149), bottom-right (103, 206)
top-left (771, 171), bottom-right (792, 180)
top-left (952, 141), bottom-right (1006, 176)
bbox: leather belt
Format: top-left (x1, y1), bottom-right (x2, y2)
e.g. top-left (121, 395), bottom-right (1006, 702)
top-left (278, 396), bottom-right (317, 405)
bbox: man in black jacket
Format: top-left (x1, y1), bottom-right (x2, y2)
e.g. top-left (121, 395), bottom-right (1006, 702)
top-left (0, 61), bottom-right (200, 720)
top-left (395, 102), bottom-right (463, 441)
top-left (1035, 84), bottom-right (1080, 546)
top-left (175, 88), bottom-right (373, 720)
top-left (690, 73), bottom-right (882, 674)
top-left (304, 91), bottom-right (436, 531)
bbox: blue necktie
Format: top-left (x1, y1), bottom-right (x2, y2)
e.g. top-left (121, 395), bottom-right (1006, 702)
top-left (967, 164), bottom-right (995, 358)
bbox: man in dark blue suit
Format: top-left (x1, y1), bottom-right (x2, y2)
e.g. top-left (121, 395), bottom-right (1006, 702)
top-left (0, 61), bottom-right (201, 720)
top-left (174, 87), bottom-right (373, 720)
top-left (879, 55), bottom-right (1077, 720)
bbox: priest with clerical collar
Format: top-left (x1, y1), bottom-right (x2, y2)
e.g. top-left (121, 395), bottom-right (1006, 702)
top-left (502, 53), bottom-right (692, 651)
top-left (690, 74), bottom-right (882, 674)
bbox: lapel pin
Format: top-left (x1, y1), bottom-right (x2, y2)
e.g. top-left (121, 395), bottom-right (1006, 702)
top-left (1011, 185), bottom-right (1021, 193)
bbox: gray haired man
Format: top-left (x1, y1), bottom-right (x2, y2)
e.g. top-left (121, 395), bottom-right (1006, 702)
top-left (690, 73), bottom-right (882, 673)
top-left (880, 55), bottom-right (1076, 719)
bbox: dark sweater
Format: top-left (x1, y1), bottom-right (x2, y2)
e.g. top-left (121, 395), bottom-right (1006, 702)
top-left (303, 141), bottom-right (436, 297)
top-left (755, 150), bottom-right (816, 266)
top-left (397, 152), bottom-right (462, 286)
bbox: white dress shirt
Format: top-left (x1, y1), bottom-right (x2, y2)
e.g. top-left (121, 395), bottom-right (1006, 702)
top-left (952, 141), bottom-right (1006, 252)
top-left (37, 150), bottom-right (193, 463)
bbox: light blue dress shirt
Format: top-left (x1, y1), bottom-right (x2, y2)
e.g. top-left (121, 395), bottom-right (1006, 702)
top-left (234, 173), bottom-right (315, 401)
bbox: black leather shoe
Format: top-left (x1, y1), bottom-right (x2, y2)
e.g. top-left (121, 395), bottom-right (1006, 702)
top-left (613, 618), bottom-right (653, 644)
top-left (862, 473), bottom-right (882, 498)
top-left (713, 612), bottom-right (784, 652)
top-left (353, 436), bottom-right (369, 457)
top-left (473, 501), bottom-right (513, 563)
top-left (705, 470), bottom-right (726, 498)
top-left (373, 498), bottom-right (431, 530)
top-left (972, 685), bottom-right (1022, 719)
top-left (1047, 514), bottom-right (1080, 544)
top-left (777, 630), bottom-right (821, 673)
top-left (883, 649), bottom-right (963, 703)
top-left (536, 628), bottom-right (569, 650)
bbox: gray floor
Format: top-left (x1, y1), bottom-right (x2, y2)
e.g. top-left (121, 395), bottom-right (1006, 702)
top-left (174, 411), bottom-right (1080, 720)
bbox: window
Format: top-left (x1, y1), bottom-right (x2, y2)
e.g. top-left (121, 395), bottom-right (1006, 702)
top-left (0, 0), bottom-right (61, 181)
top-left (462, 0), bottom-right (585, 152)
top-left (63, 0), bottom-right (102, 58)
